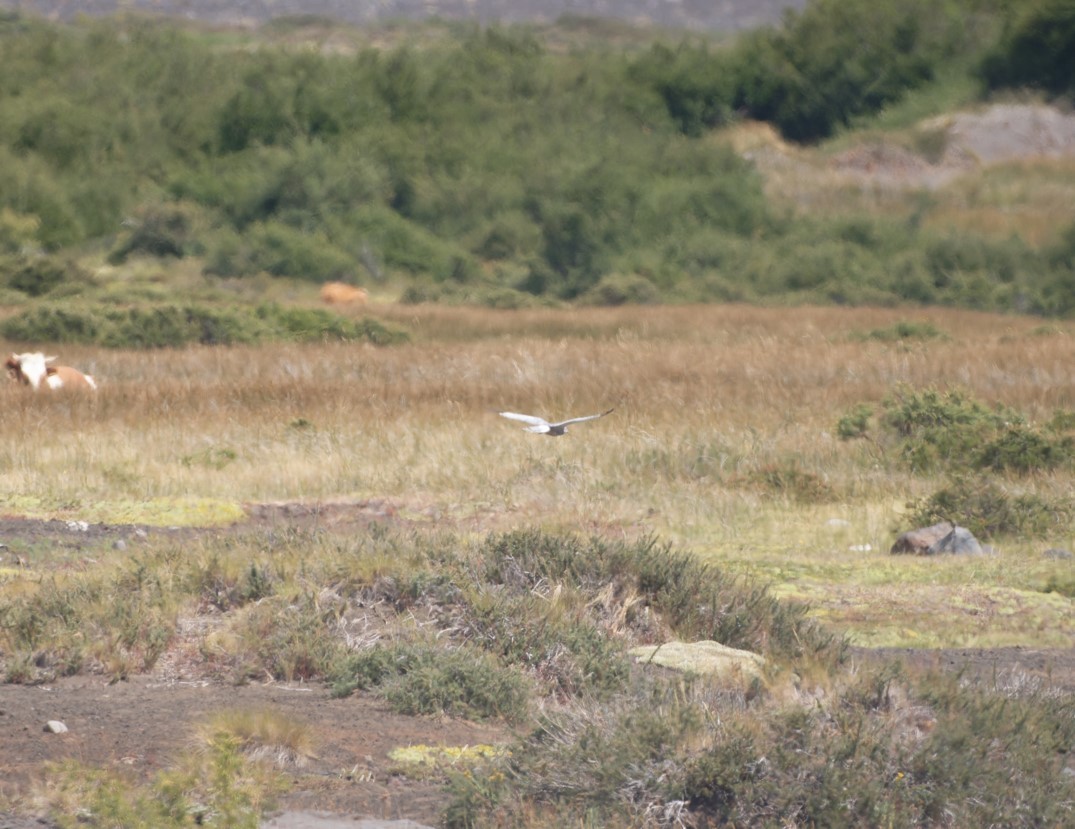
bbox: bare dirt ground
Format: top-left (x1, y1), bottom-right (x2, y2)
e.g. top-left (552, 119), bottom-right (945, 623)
top-left (1, 673), bottom-right (505, 828)
top-left (1, 507), bottom-right (1074, 828)
top-left (0, 507), bottom-right (514, 829)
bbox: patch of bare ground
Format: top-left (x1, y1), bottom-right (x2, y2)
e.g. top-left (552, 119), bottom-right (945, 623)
top-left (742, 102), bottom-right (1075, 194)
top-left (851, 646), bottom-right (1075, 695)
top-left (0, 674), bottom-right (506, 827)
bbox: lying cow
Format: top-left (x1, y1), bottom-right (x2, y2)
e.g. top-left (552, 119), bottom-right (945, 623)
top-left (6, 352), bottom-right (97, 391)
top-left (320, 281), bottom-right (368, 306)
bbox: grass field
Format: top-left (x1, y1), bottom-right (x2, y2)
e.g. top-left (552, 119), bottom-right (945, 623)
top-left (3, 303), bottom-right (1073, 649)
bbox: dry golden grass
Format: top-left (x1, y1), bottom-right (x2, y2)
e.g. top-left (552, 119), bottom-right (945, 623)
top-left (2, 304), bottom-right (1073, 646)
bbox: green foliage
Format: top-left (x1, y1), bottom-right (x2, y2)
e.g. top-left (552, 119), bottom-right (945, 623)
top-left (908, 475), bottom-right (1070, 538)
top-left (450, 665), bottom-right (1075, 827)
top-left (463, 591), bottom-right (631, 698)
top-left (478, 530), bottom-right (843, 666)
top-left (979, 0), bottom-right (1075, 98)
top-left (46, 729), bottom-right (276, 829)
top-left (0, 557), bottom-right (176, 683)
top-left (579, 272), bottom-right (660, 306)
top-left (1, 254), bottom-right (91, 297)
top-left (238, 595), bottom-right (343, 681)
top-left (725, 0), bottom-right (964, 142)
top-left (0, 302), bottom-right (407, 348)
top-left (330, 643), bottom-right (531, 722)
top-left (837, 404), bottom-right (873, 440)
top-left (0, 11), bottom-right (1069, 310)
top-left (879, 385), bottom-right (1021, 472)
top-left (628, 42), bottom-right (734, 136)
top-left (1042, 572), bottom-right (1075, 597)
top-left (843, 385), bottom-right (1075, 477)
top-left (108, 203), bottom-right (201, 264)
top-left (851, 320), bottom-right (947, 342)
top-left (976, 423), bottom-right (1075, 473)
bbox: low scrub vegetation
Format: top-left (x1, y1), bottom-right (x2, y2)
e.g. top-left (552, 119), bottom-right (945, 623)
top-left (0, 302), bottom-right (406, 347)
top-left (0, 530), bottom-right (841, 689)
top-left (446, 664), bottom-right (1075, 827)
top-left (839, 385), bottom-right (1075, 475)
top-left (7, 526), bottom-right (1073, 828)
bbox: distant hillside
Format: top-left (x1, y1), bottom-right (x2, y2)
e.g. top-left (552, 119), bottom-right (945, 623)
top-left (0, 0), bottom-right (806, 31)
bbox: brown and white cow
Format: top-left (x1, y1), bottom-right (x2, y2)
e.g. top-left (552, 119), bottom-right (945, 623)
top-left (6, 352), bottom-right (97, 391)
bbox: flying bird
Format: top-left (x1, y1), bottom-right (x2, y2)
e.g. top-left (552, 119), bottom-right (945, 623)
top-left (499, 408), bottom-right (615, 436)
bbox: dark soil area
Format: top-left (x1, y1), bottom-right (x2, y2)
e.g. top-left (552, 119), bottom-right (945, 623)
top-left (0, 673), bottom-right (505, 828)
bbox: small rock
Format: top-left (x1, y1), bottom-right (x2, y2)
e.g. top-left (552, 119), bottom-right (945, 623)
top-left (112, 539), bottom-right (127, 551)
top-left (44, 720), bottom-right (68, 734)
top-left (65, 520), bottom-right (89, 532)
top-left (826, 518), bottom-right (850, 529)
top-left (1044, 548), bottom-right (1073, 559)
top-left (848, 544), bottom-right (872, 552)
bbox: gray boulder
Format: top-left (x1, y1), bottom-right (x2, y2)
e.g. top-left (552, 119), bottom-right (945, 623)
top-left (891, 521), bottom-right (984, 555)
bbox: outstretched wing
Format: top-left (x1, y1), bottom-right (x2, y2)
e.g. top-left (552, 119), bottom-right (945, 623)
top-left (550, 408), bottom-right (615, 428)
top-left (499, 411), bottom-right (552, 433)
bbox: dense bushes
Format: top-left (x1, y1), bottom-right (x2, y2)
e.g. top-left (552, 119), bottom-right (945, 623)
top-left (0, 302), bottom-right (407, 347)
top-left (724, 0), bottom-right (964, 142)
top-left (0, 7), bottom-right (1071, 312)
top-left (979, 0), bottom-right (1075, 98)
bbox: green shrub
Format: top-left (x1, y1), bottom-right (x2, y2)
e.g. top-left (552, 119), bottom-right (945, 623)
top-left (975, 424), bottom-right (1074, 473)
top-left (979, 0), bottom-right (1075, 97)
top-left (463, 592), bottom-right (630, 698)
top-left (450, 667), bottom-right (1075, 827)
top-left (108, 202), bottom-right (200, 264)
top-left (1042, 573), bottom-right (1075, 598)
top-left (330, 643), bottom-right (530, 722)
top-left (628, 42), bottom-right (734, 136)
top-left (851, 320), bottom-right (947, 342)
top-left (727, 0), bottom-right (961, 142)
top-left (204, 221), bottom-right (355, 281)
top-left (0, 302), bottom-right (407, 348)
top-left (2, 254), bottom-right (90, 297)
top-left (0, 304), bottom-right (105, 344)
top-left (880, 386), bottom-right (1018, 472)
top-left (478, 530), bottom-right (843, 666)
top-left (579, 272), bottom-right (661, 306)
top-left (239, 595), bottom-right (342, 682)
top-left (908, 475), bottom-right (1070, 539)
top-left (844, 386), bottom-right (1073, 476)
top-left (836, 404), bottom-right (873, 440)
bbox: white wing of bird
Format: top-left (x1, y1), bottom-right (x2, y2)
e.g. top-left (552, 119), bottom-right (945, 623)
top-left (499, 408), bottom-right (614, 436)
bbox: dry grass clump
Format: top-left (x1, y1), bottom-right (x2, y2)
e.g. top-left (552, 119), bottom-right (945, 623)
top-left (445, 658), bottom-right (1075, 828)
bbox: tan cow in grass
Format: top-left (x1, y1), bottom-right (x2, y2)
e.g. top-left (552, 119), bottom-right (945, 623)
top-left (6, 352), bottom-right (97, 391)
top-left (320, 282), bottom-right (368, 306)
